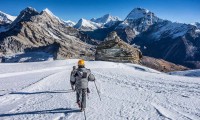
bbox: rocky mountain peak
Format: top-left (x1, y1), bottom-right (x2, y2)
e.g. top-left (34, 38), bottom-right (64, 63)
top-left (115, 8), bottom-right (161, 43)
top-left (96, 31), bottom-right (142, 64)
top-left (124, 7), bottom-right (160, 23)
top-left (125, 8), bottom-right (151, 20)
top-left (0, 7), bottom-right (96, 60)
top-left (39, 8), bottom-right (64, 24)
top-left (18, 7), bottom-right (39, 20)
top-left (11, 7), bottom-right (39, 26)
top-left (41, 8), bottom-right (55, 17)
top-left (22, 7), bottom-right (37, 13)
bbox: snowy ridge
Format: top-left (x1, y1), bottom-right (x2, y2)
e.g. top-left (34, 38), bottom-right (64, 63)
top-left (64, 20), bottom-right (76, 27)
top-left (0, 11), bottom-right (16, 23)
top-left (75, 14), bottom-right (121, 31)
top-left (152, 21), bottom-right (190, 39)
top-left (91, 14), bottom-right (120, 24)
top-left (43, 8), bottom-right (56, 18)
top-left (42, 8), bottom-right (65, 24)
top-left (0, 59), bottom-right (199, 120)
top-left (74, 18), bottom-right (102, 31)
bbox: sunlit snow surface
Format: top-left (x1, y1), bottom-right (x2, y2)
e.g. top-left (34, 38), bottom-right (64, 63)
top-left (0, 59), bottom-right (199, 120)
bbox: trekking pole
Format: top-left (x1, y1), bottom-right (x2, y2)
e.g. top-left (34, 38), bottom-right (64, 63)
top-left (94, 81), bottom-right (101, 101)
top-left (83, 110), bottom-right (87, 120)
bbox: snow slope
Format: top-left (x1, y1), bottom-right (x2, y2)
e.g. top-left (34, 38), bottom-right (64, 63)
top-left (74, 18), bottom-right (102, 31)
top-left (0, 59), bottom-right (200, 120)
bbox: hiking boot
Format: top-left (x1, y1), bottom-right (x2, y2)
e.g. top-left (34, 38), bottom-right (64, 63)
top-left (80, 108), bottom-right (85, 112)
top-left (77, 102), bottom-right (81, 108)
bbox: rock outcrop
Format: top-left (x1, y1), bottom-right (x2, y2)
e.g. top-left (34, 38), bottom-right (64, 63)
top-left (95, 31), bottom-right (142, 64)
top-left (141, 56), bottom-right (189, 72)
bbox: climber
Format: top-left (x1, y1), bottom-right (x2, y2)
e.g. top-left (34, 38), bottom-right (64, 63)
top-left (70, 59), bottom-right (95, 111)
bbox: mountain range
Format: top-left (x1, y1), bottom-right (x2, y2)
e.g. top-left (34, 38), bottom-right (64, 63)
top-left (116, 8), bottom-right (200, 69)
top-left (0, 7), bottom-right (200, 69)
top-left (0, 7), bottom-right (95, 60)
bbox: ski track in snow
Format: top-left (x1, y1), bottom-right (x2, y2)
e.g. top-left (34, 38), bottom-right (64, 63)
top-left (0, 59), bottom-right (199, 120)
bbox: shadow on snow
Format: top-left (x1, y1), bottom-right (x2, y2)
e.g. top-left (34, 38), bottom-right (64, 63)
top-left (10, 89), bottom-right (74, 95)
top-left (0, 108), bottom-right (81, 117)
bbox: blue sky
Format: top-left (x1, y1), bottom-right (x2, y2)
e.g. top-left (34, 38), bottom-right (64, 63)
top-left (0, 0), bottom-right (199, 23)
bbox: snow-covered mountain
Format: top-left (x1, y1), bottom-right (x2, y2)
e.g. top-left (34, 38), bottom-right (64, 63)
top-left (115, 8), bottom-right (199, 43)
top-left (74, 14), bottom-right (121, 31)
top-left (64, 20), bottom-right (76, 27)
top-left (0, 11), bottom-right (16, 24)
top-left (0, 11), bottom-right (17, 33)
top-left (111, 8), bottom-right (200, 69)
top-left (0, 59), bottom-right (199, 120)
top-left (116, 8), bottom-right (161, 42)
top-left (91, 14), bottom-right (121, 27)
top-left (74, 18), bottom-right (103, 31)
top-left (91, 14), bottom-right (119, 23)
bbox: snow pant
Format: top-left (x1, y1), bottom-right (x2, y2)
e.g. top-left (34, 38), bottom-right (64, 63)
top-left (76, 89), bottom-right (87, 109)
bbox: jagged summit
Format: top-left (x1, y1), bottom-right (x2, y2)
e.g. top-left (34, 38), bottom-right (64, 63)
top-left (74, 18), bottom-right (102, 31)
top-left (91, 14), bottom-right (120, 24)
top-left (40, 8), bottom-right (63, 22)
top-left (125, 8), bottom-right (151, 20)
top-left (116, 7), bottom-right (161, 41)
top-left (20, 7), bottom-right (38, 15)
top-left (13, 7), bottom-right (39, 23)
top-left (41, 8), bottom-right (55, 17)
top-left (75, 14), bottom-right (121, 31)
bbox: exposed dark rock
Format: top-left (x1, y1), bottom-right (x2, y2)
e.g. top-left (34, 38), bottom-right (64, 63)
top-left (95, 31), bottom-right (142, 64)
top-left (141, 56), bottom-right (189, 72)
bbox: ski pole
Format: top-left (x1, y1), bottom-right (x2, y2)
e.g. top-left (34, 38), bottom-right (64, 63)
top-left (94, 81), bottom-right (101, 101)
